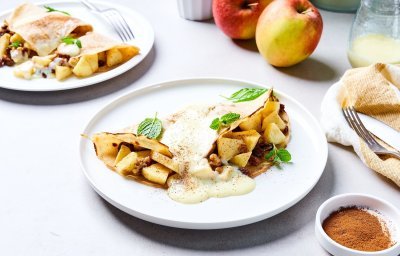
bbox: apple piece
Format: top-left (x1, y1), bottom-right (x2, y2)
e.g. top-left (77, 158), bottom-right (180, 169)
top-left (150, 151), bottom-right (179, 173)
top-left (213, 0), bottom-right (273, 39)
top-left (230, 152), bottom-right (252, 167)
top-left (262, 111), bottom-right (286, 130)
top-left (225, 130), bottom-right (261, 152)
top-left (0, 34), bottom-right (11, 56)
top-left (238, 111), bottom-right (262, 132)
top-left (85, 54), bottom-right (99, 73)
top-left (10, 33), bottom-right (24, 44)
top-left (114, 144), bottom-right (131, 166)
top-left (255, 0), bottom-right (323, 67)
top-left (13, 61), bottom-right (34, 79)
top-left (190, 158), bottom-right (215, 179)
top-left (243, 132), bottom-right (261, 152)
top-left (142, 163), bottom-right (171, 185)
top-left (115, 152), bottom-right (138, 176)
top-left (55, 65), bottom-right (72, 81)
top-left (261, 101), bottom-right (280, 118)
top-left (106, 48), bottom-right (123, 67)
top-left (167, 173), bottom-right (180, 187)
top-left (264, 123), bottom-right (286, 144)
top-left (136, 150), bottom-right (151, 158)
top-left (72, 58), bottom-right (93, 77)
top-left (32, 55), bottom-right (56, 68)
top-left (217, 137), bottom-right (246, 161)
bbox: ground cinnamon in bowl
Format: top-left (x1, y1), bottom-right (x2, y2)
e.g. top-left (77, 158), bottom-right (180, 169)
top-left (322, 206), bottom-right (393, 252)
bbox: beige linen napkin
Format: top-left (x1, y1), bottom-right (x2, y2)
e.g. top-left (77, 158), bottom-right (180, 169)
top-left (321, 63), bottom-right (400, 187)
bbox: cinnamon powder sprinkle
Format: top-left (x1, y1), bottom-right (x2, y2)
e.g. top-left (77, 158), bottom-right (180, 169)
top-left (322, 206), bottom-right (393, 252)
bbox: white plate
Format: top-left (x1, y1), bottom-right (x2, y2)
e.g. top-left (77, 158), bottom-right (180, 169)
top-left (0, 0), bottom-right (154, 91)
top-left (79, 78), bottom-right (328, 229)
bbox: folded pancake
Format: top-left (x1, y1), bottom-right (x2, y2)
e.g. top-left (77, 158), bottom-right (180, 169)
top-left (68, 32), bottom-right (139, 78)
top-left (90, 88), bottom-right (291, 204)
top-left (6, 3), bottom-right (93, 56)
top-left (75, 32), bottom-right (139, 61)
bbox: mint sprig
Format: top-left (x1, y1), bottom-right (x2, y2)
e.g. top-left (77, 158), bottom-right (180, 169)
top-left (61, 37), bottom-right (82, 48)
top-left (265, 145), bottom-right (292, 167)
top-left (8, 41), bottom-right (21, 48)
top-left (223, 88), bottom-right (268, 103)
top-left (44, 6), bottom-right (70, 16)
top-left (210, 112), bottom-right (240, 130)
top-left (137, 113), bottom-right (163, 139)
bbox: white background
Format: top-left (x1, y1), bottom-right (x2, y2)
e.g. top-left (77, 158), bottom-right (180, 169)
top-left (1, 0), bottom-right (399, 255)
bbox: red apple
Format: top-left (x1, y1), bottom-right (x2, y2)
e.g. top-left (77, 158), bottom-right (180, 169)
top-left (213, 0), bottom-right (273, 40)
top-left (255, 0), bottom-right (323, 67)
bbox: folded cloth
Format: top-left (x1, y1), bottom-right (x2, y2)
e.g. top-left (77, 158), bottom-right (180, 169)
top-left (321, 63), bottom-right (400, 187)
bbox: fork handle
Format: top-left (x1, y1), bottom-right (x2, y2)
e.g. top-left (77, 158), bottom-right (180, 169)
top-left (80, 0), bottom-right (100, 11)
top-left (376, 151), bottom-right (400, 160)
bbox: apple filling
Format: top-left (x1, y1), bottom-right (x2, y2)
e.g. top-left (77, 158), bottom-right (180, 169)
top-left (91, 132), bottom-right (180, 188)
top-left (209, 94), bottom-right (290, 178)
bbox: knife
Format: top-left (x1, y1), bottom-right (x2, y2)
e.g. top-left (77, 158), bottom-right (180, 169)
top-left (358, 113), bottom-right (400, 152)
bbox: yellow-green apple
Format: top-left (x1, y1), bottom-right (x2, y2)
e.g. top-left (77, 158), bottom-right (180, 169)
top-left (255, 0), bottom-right (323, 67)
top-left (213, 0), bottom-right (273, 40)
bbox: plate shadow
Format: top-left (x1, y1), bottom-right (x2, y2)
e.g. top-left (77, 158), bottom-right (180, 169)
top-left (99, 158), bottom-right (334, 251)
top-left (0, 46), bottom-right (156, 105)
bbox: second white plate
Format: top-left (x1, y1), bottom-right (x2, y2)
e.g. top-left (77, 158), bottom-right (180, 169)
top-left (0, 0), bottom-right (154, 91)
top-left (79, 78), bottom-right (328, 229)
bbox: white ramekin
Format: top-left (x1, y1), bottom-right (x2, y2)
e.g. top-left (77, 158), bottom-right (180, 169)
top-left (315, 193), bottom-right (400, 256)
top-left (176, 0), bottom-right (213, 21)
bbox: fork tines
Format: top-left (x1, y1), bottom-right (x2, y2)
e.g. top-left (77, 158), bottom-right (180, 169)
top-left (342, 107), bottom-right (376, 146)
top-left (81, 0), bottom-right (134, 42)
top-left (103, 9), bottom-right (135, 42)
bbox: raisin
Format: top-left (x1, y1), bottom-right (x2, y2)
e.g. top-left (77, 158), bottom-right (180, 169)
top-left (252, 142), bottom-right (273, 157)
top-left (248, 155), bottom-right (262, 166)
top-left (1, 56), bottom-right (14, 67)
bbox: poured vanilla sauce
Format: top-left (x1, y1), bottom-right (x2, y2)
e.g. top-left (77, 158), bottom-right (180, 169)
top-left (156, 93), bottom-right (269, 204)
top-left (167, 168), bottom-right (256, 204)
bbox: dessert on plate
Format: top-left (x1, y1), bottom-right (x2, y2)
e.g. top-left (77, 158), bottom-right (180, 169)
top-left (0, 3), bottom-right (139, 81)
top-left (90, 88), bottom-right (292, 203)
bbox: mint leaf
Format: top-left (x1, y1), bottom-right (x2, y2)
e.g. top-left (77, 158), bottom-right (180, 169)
top-left (265, 145), bottom-right (292, 167)
top-left (44, 5), bottom-right (70, 16)
top-left (75, 39), bottom-right (82, 48)
top-left (61, 37), bottom-right (82, 48)
top-left (264, 148), bottom-right (276, 160)
top-left (8, 41), bottom-right (21, 48)
top-left (61, 37), bottom-right (74, 44)
top-left (223, 88), bottom-right (268, 103)
top-left (220, 113), bottom-right (240, 125)
top-left (210, 118), bottom-right (221, 130)
top-left (137, 114), bottom-right (163, 139)
top-left (276, 149), bottom-right (291, 162)
top-left (210, 112), bottom-right (240, 131)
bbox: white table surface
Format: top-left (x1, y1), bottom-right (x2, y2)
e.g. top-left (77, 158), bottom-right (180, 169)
top-left (1, 1), bottom-right (399, 255)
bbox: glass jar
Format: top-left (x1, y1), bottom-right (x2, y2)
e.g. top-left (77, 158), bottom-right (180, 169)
top-left (347, 0), bottom-right (400, 67)
top-left (311, 0), bottom-right (360, 13)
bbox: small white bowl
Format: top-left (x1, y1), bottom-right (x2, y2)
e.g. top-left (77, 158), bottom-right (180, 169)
top-left (176, 0), bottom-right (213, 21)
top-left (315, 193), bottom-right (400, 256)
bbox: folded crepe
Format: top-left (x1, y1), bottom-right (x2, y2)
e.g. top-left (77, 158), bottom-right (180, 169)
top-left (71, 32), bottom-right (139, 69)
top-left (321, 63), bottom-right (400, 187)
top-left (91, 89), bottom-right (291, 203)
top-left (6, 3), bottom-right (92, 56)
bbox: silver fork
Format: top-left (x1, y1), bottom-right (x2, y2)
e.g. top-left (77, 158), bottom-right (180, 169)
top-left (342, 106), bottom-right (400, 159)
top-left (80, 0), bottom-right (134, 42)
